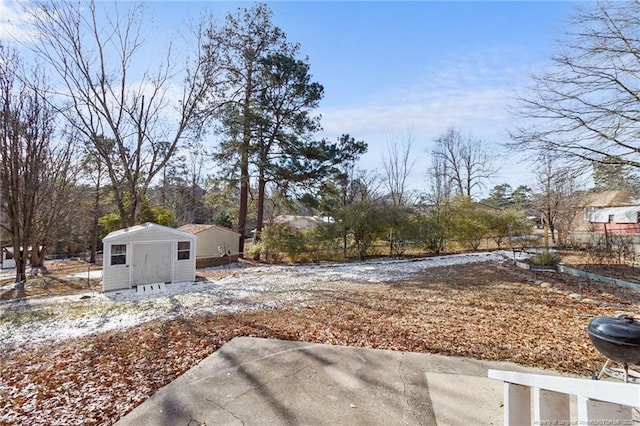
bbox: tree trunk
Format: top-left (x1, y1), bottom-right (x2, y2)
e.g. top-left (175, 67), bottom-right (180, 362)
top-left (89, 182), bottom-right (101, 264)
top-left (29, 244), bottom-right (47, 272)
top-left (14, 247), bottom-right (27, 285)
top-left (389, 229), bottom-right (394, 256)
top-left (237, 62), bottom-right (254, 258)
top-left (343, 228), bottom-right (348, 259)
top-left (90, 223), bottom-right (98, 264)
top-left (254, 171), bottom-right (266, 261)
top-left (237, 145), bottom-right (249, 257)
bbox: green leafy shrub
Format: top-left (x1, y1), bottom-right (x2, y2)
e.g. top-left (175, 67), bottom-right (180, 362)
top-left (257, 224), bottom-right (302, 263)
top-left (302, 224), bottom-right (341, 262)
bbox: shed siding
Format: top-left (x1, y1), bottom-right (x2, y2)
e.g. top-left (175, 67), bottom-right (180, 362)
top-left (103, 243), bottom-right (131, 291)
top-left (174, 254), bottom-right (195, 282)
top-left (196, 228), bottom-right (240, 259)
top-left (174, 238), bottom-right (195, 282)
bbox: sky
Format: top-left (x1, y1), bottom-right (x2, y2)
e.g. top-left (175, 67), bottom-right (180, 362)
top-left (0, 0), bottom-right (580, 199)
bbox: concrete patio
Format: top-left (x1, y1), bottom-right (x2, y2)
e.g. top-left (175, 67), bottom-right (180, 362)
top-left (116, 336), bottom-right (554, 425)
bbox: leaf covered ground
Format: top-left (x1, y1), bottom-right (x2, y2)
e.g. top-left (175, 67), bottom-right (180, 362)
top-left (0, 261), bottom-right (636, 425)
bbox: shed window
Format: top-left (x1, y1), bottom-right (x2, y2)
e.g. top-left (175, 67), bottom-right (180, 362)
top-left (608, 214), bottom-right (615, 223)
top-left (177, 241), bottom-right (190, 260)
top-left (111, 244), bottom-right (126, 265)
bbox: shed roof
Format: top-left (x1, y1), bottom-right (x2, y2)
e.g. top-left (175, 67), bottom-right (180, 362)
top-left (589, 206), bottom-right (640, 224)
top-left (103, 222), bottom-right (195, 242)
top-left (179, 224), bottom-right (240, 236)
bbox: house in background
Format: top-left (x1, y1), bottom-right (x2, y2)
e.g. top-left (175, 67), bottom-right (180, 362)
top-left (573, 190), bottom-right (640, 232)
top-left (588, 206), bottom-right (640, 234)
top-left (567, 191), bottom-right (640, 246)
top-left (178, 224), bottom-right (240, 268)
top-left (102, 222), bottom-right (196, 292)
top-left (269, 215), bottom-right (329, 233)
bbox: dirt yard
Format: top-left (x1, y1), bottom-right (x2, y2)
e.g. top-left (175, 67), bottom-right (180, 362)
top-left (0, 255), bottom-right (638, 424)
top-left (0, 260), bottom-right (102, 300)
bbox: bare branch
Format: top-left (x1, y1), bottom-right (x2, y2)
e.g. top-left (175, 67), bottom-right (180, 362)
top-left (24, 0), bottom-right (222, 226)
top-left (510, 1), bottom-right (640, 173)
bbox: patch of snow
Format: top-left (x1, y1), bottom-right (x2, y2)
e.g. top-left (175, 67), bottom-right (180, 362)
top-left (0, 251), bottom-right (510, 354)
top-left (69, 270), bottom-right (103, 279)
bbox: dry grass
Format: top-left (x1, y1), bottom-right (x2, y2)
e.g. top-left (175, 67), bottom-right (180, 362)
top-left (0, 260), bottom-right (101, 300)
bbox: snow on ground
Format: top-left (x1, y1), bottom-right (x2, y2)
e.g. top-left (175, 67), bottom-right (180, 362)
top-left (69, 270), bottom-right (103, 279)
top-left (0, 251), bottom-right (510, 353)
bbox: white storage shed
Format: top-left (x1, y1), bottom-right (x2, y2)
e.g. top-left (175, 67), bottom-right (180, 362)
top-left (102, 222), bottom-right (196, 292)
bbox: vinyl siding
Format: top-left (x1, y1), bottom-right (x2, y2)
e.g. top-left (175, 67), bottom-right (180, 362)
top-left (195, 228), bottom-right (240, 259)
top-left (102, 243), bottom-right (132, 291)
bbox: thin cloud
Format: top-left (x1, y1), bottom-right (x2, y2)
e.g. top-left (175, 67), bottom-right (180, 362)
top-left (316, 46), bottom-right (543, 195)
top-left (0, 0), bottom-right (42, 43)
top-left (320, 87), bottom-right (510, 139)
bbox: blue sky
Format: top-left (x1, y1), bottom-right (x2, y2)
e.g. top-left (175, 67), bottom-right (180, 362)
top-left (1, 0), bottom-right (579, 198)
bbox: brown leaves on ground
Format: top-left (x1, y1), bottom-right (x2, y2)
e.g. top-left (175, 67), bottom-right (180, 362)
top-left (0, 262), bottom-right (632, 425)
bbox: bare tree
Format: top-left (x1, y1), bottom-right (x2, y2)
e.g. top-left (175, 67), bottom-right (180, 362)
top-left (511, 2), bottom-right (640, 172)
top-left (382, 129), bottom-right (416, 207)
top-left (81, 142), bottom-right (110, 263)
top-left (423, 149), bottom-right (454, 206)
top-left (161, 142), bottom-right (209, 225)
top-left (432, 127), bottom-right (498, 199)
top-left (0, 44), bottom-right (76, 285)
top-left (533, 153), bottom-right (583, 246)
top-left (28, 137), bottom-right (81, 271)
top-left (25, 1), bottom-right (221, 227)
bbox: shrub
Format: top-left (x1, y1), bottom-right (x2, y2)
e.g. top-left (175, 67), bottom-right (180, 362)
top-left (530, 250), bottom-right (562, 266)
top-left (256, 224), bottom-right (303, 263)
top-left (302, 224), bottom-right (341, 262)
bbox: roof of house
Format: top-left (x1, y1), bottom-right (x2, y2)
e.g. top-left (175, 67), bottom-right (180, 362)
top-left (178, 224), bottom-right (240, 236)
top-left (271, 215), bottom-right (328, 224)
top-left (270, 215), bottom-right (330, 230)
top-left (589, 206), bottom-right (640, 223)
top-left (580, 190), bottom-right (640, 208)
top-left (473, 202), bottom-right (501, 211)
top-left (103, 222), bottom-right (195, 242)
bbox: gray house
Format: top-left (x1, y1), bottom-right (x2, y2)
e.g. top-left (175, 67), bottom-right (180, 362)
top-left (102, 222), bottom-right (196, 292)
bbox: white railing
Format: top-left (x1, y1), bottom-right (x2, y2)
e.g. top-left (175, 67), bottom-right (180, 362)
top-left (488, 369), bottom-right (640, 425)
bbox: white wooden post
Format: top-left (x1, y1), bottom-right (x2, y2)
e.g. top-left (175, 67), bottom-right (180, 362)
top-left (533, 387), bottom-right (570, 424)
top-left (577, 396), bottom-right (633, 424)
top-left (504, 382), bottom-right (530, 426)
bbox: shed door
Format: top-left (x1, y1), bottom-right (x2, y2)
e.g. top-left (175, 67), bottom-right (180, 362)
top-left (132, 242), bottom-right (172, 285)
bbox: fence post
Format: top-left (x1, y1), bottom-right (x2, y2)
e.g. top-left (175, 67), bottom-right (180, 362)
top-left (504, 382), bottom-right (530, 426)
top-left (577, 396), bottom-right (632, 424)
top-left (532, 387), bottom-right (570, 424)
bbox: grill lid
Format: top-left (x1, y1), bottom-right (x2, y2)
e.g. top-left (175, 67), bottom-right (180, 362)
top-left (588, 315), bottom-right (640, 346)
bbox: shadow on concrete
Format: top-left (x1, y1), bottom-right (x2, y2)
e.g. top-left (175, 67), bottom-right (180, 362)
top-left (113, 336), bottom-right (528, 425)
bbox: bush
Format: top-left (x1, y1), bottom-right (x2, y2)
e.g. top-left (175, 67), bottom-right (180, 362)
top-left (529, 250), bottom-right (562, 266)
top-left (302, 225), bottom-right (341, 262)
top-left (255, 224), bottom-right (303, 263)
